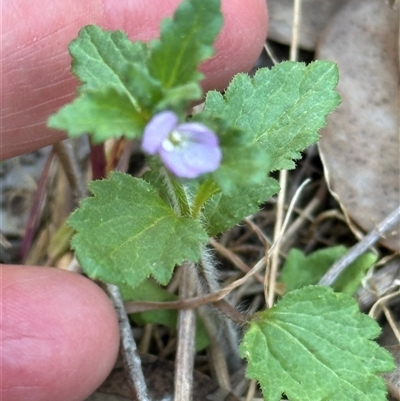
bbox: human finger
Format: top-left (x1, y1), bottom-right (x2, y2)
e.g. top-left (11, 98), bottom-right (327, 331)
top-left (1, 265), bottom-right (120, 401)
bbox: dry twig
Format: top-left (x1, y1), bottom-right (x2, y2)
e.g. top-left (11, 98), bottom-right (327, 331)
top-left (174, 262), bottom-right (197, 401)
top-left (106, 283), bottom-right (153, 401)
top-left (319, 205), bottom-right (400, 286)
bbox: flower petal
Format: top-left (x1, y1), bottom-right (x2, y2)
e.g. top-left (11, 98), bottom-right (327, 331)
top-left (177, 123), bottom-right (219, 147)
top-left (159, 147), bottom-right (197, 178)
top-left (159, 141), bottom-right (221, 178)
top-left (182, 142), bottom-right (222, 174)
top-left (142, 111), bottom-right (178, 155)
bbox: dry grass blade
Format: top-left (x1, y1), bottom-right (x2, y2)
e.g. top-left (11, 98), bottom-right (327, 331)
top-left (124, 256), bottom-right (267, 315)
top-left (268, 0), bottom-right (303, 308)
top-left (210, 237), bottom-right (264, 283)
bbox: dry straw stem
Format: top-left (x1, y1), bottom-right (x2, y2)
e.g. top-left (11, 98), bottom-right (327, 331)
top-left (209, 237), bottom-right (264, 283)
top-left (369, 289), bottom-right (400, 320)
top-left (381, 304), bottom-right (400, 344)
top-left (125, 255), bottom-right (267, 314)
top-left (279, 182), bottom-right (326, 253)
top-left (369, 288), bottom-right (400, 345)
top-left (267, 0), bottom-right (303, 308)
top-left (266, 178), bottom-right (311, 306)
top-left (268, 169), bottom-right (287, 307)
top-left (245, 379), bottom-right (257, 401)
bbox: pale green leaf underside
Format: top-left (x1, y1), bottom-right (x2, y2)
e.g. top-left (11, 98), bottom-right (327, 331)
top-left (68, 172), bottom-right (208, 288)
top-left (204, 61), bottom-right (341, 171)
top-left (280, 246), bottom-right (377, 295)
top-left (48, 88), bottom-right (145, 142)
top-left (149, 0), bottom-right (222, 89)
top-left (240, 286), bottom-right (394, 401)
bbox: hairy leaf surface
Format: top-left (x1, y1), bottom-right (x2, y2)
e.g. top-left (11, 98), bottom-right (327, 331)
top-left (48, 88), bottom-right (145, 141)
top-left (280, 246), bottom-right (377, 295)
top-left (149, 0), bottom-right (222, 90)
top-left (204, 61), bottom-right (341, 170)
top-left (240, 286), bottom-right (394, 401)
top-left (68, 172), bottom-right (208, 288)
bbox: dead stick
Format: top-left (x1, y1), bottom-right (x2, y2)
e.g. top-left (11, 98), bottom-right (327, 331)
top-left (106, 283), bottom-right (152, 401)
top-left (319, 206), bottom-right (400, 286)
top-left (53, 141), bottom-right (87, 200)
top-left (174, 262), bottom-right (196, 401)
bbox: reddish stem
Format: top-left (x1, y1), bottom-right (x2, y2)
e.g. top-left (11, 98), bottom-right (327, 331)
top-left (20, 149), bottom-right (55, 263)
top-left (89, 141), bottom-right (107, 180)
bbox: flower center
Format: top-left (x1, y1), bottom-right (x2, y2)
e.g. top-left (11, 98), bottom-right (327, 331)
top-left (162, 130), bottom-right (186, 152)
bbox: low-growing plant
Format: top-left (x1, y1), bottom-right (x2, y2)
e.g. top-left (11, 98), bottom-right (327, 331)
top-left (48, 0), bottom-right (394, 399)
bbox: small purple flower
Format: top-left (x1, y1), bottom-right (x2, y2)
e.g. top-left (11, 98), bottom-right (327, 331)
top-left (142, 111), bottom-right (222, 178)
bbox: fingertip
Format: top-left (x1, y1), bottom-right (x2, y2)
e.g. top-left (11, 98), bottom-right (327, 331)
top-left (202, 0), bottom-right (269, 91)
top-left (1, 265), bottom-right (120, 401)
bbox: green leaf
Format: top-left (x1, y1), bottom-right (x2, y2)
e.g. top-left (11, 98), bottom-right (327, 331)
top-left (68, 172), bottom-right (208, 288)
top-left (157, 82), bottom-right (203, 110)
top-left (204, 61), bottom-right (341, 170)
top-left (214, 144), bottom-right (269, 194)
top-left (149, 0), bottom-right (222, 90)
top-left (142, 159), bottom-right (192, 217)
top-left (119, 279), bottom-right (209, 351)
top-left (240, 286), bottom-right (394, 401)
top-left (69, 25), bottom-right (148, 93)
top-left (120, 279), bottom-right (178, 327)
top-left (68, 25), bottom-right (170, 117)
top-left (48, 25), bottom-right (162, 140)
top-left (203, 177), bottom-right (280, 236)
top-left (189, 61), bottom-right (339, 235)
top-left (123, 64), bottom-right (164, 112)
top-left (280, 246), bottom-right (377, 295)
top-left (188, 113), bottom-right (278, 236)
top-left (48, 88), bottom-right (145, 142)
top-left (189, 114), bottom-right (272, 198)
top-left (212, 123), bottom-right (271, 195)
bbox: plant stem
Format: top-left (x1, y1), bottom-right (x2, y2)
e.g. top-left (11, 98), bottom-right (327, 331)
top-left (191, 178), bottom-right (220, 219)
top-left (161, 167), bottom-right (191, 216)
